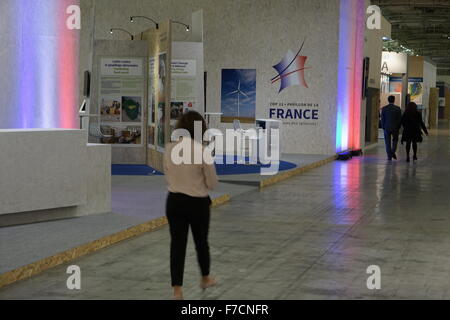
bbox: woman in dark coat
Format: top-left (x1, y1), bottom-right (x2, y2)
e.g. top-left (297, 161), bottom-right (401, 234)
top-left (401, 102), bottom-right (428, 162)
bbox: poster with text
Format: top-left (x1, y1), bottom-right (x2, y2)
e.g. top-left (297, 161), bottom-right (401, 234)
top-left (171, 60), bottom-right (197, 104)
top-left (101, 58), bottom-right (143, 76)
top-left (221, 69), bottom-right (256, 124)
top-left (99, 57), bottom-right (144, 146)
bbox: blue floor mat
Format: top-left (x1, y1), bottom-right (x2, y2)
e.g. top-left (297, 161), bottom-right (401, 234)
top-left (112, 158), bottom-right (297, 176)
top-left (112, 165), bottom-right (164, 176)
top-left (215, 158), bottom-right (297, 175)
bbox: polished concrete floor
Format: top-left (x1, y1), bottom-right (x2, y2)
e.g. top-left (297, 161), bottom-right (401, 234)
top-left (0, 154), bottom-right (329, 274)
top-left (1, 126), bottom-right (449, 300)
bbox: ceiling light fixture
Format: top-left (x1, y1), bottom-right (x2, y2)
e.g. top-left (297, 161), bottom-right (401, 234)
top-left (110, 28), bottom-right (134, 40)
top-left (130, 16), bottom-right (159, 29)
top-left (172, 20), bottom-right (190, 32)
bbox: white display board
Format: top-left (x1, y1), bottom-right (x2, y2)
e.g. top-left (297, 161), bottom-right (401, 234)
top-left (171, 42), bottom-right (205, 116)
top-left (98, 57), bottom-right (145, 147)
top-left (381, 52), bottom-right (407, 74)
top-left (100, 58), bottom-right (144, 76)
top-left (170, 59), bottom-right (198, 121)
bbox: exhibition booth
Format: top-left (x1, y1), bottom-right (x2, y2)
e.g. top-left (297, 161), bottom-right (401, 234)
top-left (0, 0), bottom-right (376, 287)
top-left (380, 52), bottom-right (439, 129)
top-left (82, 12), bottom-right (296, 175)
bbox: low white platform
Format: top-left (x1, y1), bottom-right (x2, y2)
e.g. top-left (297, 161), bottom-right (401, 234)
top-left (0, 129), bottom-right (111, 227)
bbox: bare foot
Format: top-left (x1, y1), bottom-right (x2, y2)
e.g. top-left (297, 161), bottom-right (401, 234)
top-left (173, 286), bottom-right (183, 300)
top-left (200, 276), bottom-right (217, 290)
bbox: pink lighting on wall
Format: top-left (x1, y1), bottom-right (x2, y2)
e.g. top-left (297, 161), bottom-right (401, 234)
top-left (57, 0), bottom-right (80, 129)
top-left (15, 0), bottom-right (79, 129)
top-left (336, 0), bottom-right (365, 152)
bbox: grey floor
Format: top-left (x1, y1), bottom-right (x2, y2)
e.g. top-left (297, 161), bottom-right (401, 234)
top-left (1, 125), bottom-right (449, 299)
top-left (0, 154), bottom-right (328, 274)
top-left (0, 178), bottom-right (241, 274)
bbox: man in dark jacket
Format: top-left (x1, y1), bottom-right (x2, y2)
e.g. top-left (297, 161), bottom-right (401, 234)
top-left (381, 96), bottom-right (402, 160)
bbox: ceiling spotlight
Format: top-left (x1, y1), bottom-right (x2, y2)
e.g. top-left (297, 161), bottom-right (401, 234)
top-left (110, 28), bottom-right (134, 40)
top-left (172, 20), bottom-right (190, 32)
top-left (130, 16), bottom-right (159, 29)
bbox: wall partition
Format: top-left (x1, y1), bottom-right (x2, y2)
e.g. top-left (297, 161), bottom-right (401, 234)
top-left (143, 19), bottom-right (205, 172)
top-left (86, 13), bottom-right (205, 169)
top-left (89, 39), bottom-right (148, 164)
top-left (78, 0), bottom-right (378, 156)
top-left (1, 0), bottom-right (80, 129)
top-left (335, 0), bottom-right (366, 152)
top-left (141, 21), bottom-right (173, 171)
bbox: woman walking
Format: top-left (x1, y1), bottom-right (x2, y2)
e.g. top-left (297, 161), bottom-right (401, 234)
top-left (163, 111), bottom-right (218, 300)
top-left (401, 102), bottom-right (429, 162)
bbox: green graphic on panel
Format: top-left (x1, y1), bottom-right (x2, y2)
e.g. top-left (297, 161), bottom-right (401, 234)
top-left (122, 96), bottom-right (142, 121)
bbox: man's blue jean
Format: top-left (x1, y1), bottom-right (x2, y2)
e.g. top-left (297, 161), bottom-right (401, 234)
top-left (384, 129), bottom-right (399, 158)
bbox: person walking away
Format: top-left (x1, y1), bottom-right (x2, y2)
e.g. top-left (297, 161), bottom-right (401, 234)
top-left (401, 102), bottom-right (428, 163)
top-left (163, 111), bottom-right (218, 300)
top-left (381, 95), bottom-right (402, 161)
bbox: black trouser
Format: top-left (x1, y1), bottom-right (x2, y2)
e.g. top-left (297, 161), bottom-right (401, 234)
top-left (166, 192), bottom-right (211, 287)
top-left (405, 139), bottom-right (418, 158)
top-left (384, 129), bottom-right (399, 158)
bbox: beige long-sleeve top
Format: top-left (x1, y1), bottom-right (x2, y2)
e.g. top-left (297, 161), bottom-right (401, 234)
top-left (163, 138), bottom-right (218, 198)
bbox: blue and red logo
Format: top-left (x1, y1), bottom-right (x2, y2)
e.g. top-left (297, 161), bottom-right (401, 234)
top-left (272, 40), bottom-right (310, 93)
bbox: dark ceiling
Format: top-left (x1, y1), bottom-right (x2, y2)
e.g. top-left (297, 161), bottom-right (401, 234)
top-left (374, 0), bottom-right (450, 75)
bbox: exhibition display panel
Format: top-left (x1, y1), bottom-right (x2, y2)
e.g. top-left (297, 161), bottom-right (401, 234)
top-left (85, 13), bottom-right (206, 173)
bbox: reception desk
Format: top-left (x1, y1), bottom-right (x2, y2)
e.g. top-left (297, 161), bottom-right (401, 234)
top-left (0, 129), bottom-right (111, 226)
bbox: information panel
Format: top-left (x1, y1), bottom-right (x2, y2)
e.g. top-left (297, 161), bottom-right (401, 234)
top-left (170, 59), bottom-right (197, 127)
top-left (98, 57), bottom-right (145, 147)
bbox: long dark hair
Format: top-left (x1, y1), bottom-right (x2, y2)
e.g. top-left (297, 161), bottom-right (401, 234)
top-left (405, 102), bottom-right (418, 115)
top-left (175, 111), bottom-right (207, 140)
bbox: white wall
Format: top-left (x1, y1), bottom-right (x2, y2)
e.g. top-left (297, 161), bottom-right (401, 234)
top-left (364, 13), bottom-right (391, 89)
top-left (1, 0), bottom-right (80, 129)
top-left (0, 0), bottom-right (20, 128)
top-left (172, 41), bottom-right (205, 115)
top-left (362, 4), bottom-right (391, 147)
top-left (80, 0), bottom-right (342, 155)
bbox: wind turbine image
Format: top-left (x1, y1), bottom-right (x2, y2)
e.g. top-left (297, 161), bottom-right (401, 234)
top-left (226, 80), bottom-right (248, 118)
